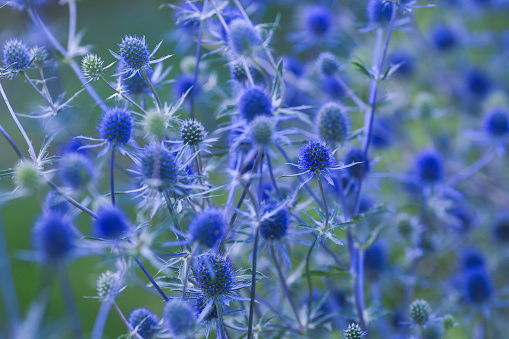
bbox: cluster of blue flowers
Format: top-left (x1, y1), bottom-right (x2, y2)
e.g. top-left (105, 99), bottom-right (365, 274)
top-left (0, 0), bottom-right (508, 338)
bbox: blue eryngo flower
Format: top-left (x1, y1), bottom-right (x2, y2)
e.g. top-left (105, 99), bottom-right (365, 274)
top-left (492, 215), bottom-right (509, 244)
top-left (13, 161), bottom-right (45, 193)
top-left (163, 299), bottom-right (196, 338)
top-left (81, 54), bottom-right (105, 82)
top-left (431, 24), bottom-right (457, 52)
top-left (344, 323), bottom-right (367, 339)
top-left (196, 294), bottom-right (218, 322)
top-left (249, 116), bottom-right (275, 148)
top-left (345, 148), bottom-right (370, 179)
top-left (93, 205), bottom-right (130, 240)
top-left (181, 119), bottom-right (206, 146)
top-left (483, 107), bottom-right (509, 139)
top-left (317, 52), bottom-right (339, 77)
top-left (112, 35), bottom-right (170, 77)
top-left (173, 72), bottom-right (200, 99)
top-left (366, 0), bottom-right (394, 23)
top-left (194, 254), bottom-right (235, 299)
top-left (58, 152), bottom-right (94, 190)
top-left (414, 149), bottom-right (443, 184)
top-left (409, 299), bottom-right (431, 325)
top-left (238, 87), bottom-right (272, 121)
top-left (140, 142), bottom-right (178, 191)
top-left (2, 38), bottom-right (31, 75)
top-left (229, 60), bottom-right (264, 84)
top-left (32, 212), bottom-right (75, 263)
top-left (460, 248), bottom-right (485, 272)
top-left (188, 208), bottom-right (226, 249)
top-left (129, 308), bottom-right (159, 339)
top-left (260, 200), bottom-right (288, 241)
top-left (316, 102), bottom-right (350, 146)
top-left (304, 5), bottom-right (333, 38)
top-left (295, 139), bottom-right (351, 186)
top-left (464, 69), bottom-right (491, 99)
top-left (464, 269), bottom-right (493, 304)
top-left (228, 19), bottom-right (261, 56)
top-left (96, 270), bottom-right (124, 301)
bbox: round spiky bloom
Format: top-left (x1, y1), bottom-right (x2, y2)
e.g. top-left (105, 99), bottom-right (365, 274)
top-left (238, 87), bottom-right (272, 121)
top-left (32, 212), bottom-right (75, 263)
top-left (483, 107), bottom-right (509, 138)
top-left (81, 54), bottom-right (104, 82)
top-left (117, 35), bottom-right (150, 71)
top-left (249, 116), bottom-right (274, 147)
top-left (58, 152), bottom-right (94, 190)
top-left (465, 69), bottom-right (491, 99)
top-left (140, 143), bottom-right (178, 190)
top-left (44, 191), bottom-right (70, 215)
top-left (465, 269), bottom-right (493, 303)
top-left (414, 149), bottom-right (443, 184)
top-left (2, 38), bottom-right (30, 73)
top-left (443, 315), bottom-right (455, 330)
top-left (344, 323), bottom-right (367, 339)
top-left (163, 299), bottom-right (196, 337)
top-left (143, 110), bottom-right (167, 140)
top-left (29, 46), bottom-right (47, 67)
top-left (194, 254), bottom-right (236, 299)
top-left (196, 295), bottom-right (218, 321)
top-left (174, 73), bottom-right (200, 99)
top-left (260, 201), bottom-right (288, 241)
top-left (317, 52), bottom-right (339, 76)
top-left (180, 119), bottom-right (206, 146)
top-left (366, 0), bottom-right (394, 23)
top-left (128, 308), bottom-right (159, 339)
top-left (93, 206), bottom-right (129, 239)
top-left (304, 6), bottom-right (333, 37)
top-left (99, 107), bottom-right (132, 145)
top-left (14, 161), bottom-right (43, 192)
top-left (227, 19), bottom-right (260, 56)
top-left (345, 148), bottom-right (369, 178)
top-left (316, 102), bottom-right (350, 145)
top-left (410, 299), bottom-right (431, 325)
top-left (431, 24), bottom-right (457, 52)
top-left (298, 139), bottom-right (334, 174)
top-left (188, 208), bottom-right (226, 249)
top-left (96, 270), bottom-right (123, 301)
top-left (229, 61), bottom-right (264, 84)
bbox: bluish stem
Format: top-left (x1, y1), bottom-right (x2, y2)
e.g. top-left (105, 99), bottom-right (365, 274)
top-left (305, 236), bottom-right (317, 325)
top-left (141, 70), bottom-right (162, 112)
top-left (257, 151), bottom-right (265, 208)
top-left (91, 298), bottom-right (113, 339)
top-left (247, 226), bottom-right (260, 339)
top-left (58, 266), bottom-right (83, 339)
top-left (110, 147), bottom-right (116, 206)
top-left (134, 256), bottom-right (169, 302)
top-left (181, 244), bottom-right (197, 298)
top-left (447, 149), bottom-right (495, 187)
top-left (67, 0), bottom-right (77, 54)
top-left (100, 76), bottom-right (148, 114)
top-left (216, 299), bottom-right (227, 338)
top-left (190, 0), bottom-right (208, 119)
top-left (0, 122), bottom-right (24, 159)
top-left (23, 71), bottom-right (55, 111)
top-left (266, 152), bottom-right (282, 200)
top-left (163, 192), bottom-right (192, 252)
top-left (0, 212), bottom-right (20, 334)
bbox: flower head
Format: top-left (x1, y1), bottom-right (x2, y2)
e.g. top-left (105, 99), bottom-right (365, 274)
top-left (304, 6), bottom-right (333, 38)
top-left (238, 87), bottom-right (272, 121)
top-left (298, 139), bottom-right (334, 174)
top-left (44, 191), bottom-right (71, 215)
top-left (32, 212), bottom-right (75, 263)
top-left (464, 269), bottom-right (493, 304)
top-left (93, 205), bottom-right (130, 240)
top-left (13, 161), bottom-right (44, 192)
top-left (316, 102), bottom-right (350, 145)
top-left (366, 0), bottom-right (394, 23)
top-left (96, 270), bottom-right (124, 301)
top-left (410, 299), bottom-right (431, 325)
top-left (414, 149), bottom-right (443, 184)
top-left (483, 107), bottom-right (509, 138)
top-left (249, 116), bottom-right (275, 148)
top-left (431, 24), bottom-right (457, 52)
top-left (194, 254), bottom-right (236, 299)
top-left (129, 308), bottom-right (159, 339)
top-left (180, 119), bottom-right (206, 146)
top-left (345, 148), bottom-right (369, 178)
top-left (163, 299), bottom-right (196, 337)
top-left (81, 54), bottom-right (104, 82)
top-left (99, 107), bottom-right (133, 146)
top-left (58, 152), bottom-right (94, 190)
top-left (260, 200), bottom-right (288, 241)
top-left (344, 323), bottom-right (367, 339)
top-left (317, 52), bottom-right (339, 77)
top-left (188, 208), bottom-right (226, 249)
top-left (2, 38), bottom-right (31, 74)
top-left (228, 19), bottom-right (261, 56)
top-left (140, 142), bottom-right (178, 190)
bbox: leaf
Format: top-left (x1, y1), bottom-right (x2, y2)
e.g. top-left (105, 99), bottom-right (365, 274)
top-left (352, 61), bottom-right (374, 79)
top-left (303, 265), bottom-right (347, 278)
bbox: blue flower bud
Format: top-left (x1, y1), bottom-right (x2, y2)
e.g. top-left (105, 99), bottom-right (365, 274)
top-left (180, 119), bottom-right (206, 146)
top-left (117, 35), bottom-right (150, 71)
top-left (260, 201), bottom-right (288, 241)
top-left (94, 206), bottom-right (129, 239)
top-left (465, 269), bottom-right (493, 303)
top-left (414, 149), bottom-right (443, 184)
top-left (228, 19), bottom-right (260, 56)
top-left (140, 143), bottom-right (178, 190)
top-left (163, 299), bottom-right (196, 337)
top-left (483, 107), bottom-right (509, 138)
top-left (189, 208), bottom-right (226, 249)
top-left (32, 212), bottom-right (75, 262)
top-left (99, 107), bottom-right (132, 145)
top-left (194, 254), bottom-right (236, 299)
top-left (238, 87), bottom-right (272, 121)
top-left (410, 299), bottom-right (431, 325)
top-left (317, 52), bottom-right (339, 77)
top-left (431, 24), bottom-right (457, 52)
top-left (128, 308), bottom-right (159, 339)
top-left (2, 38), bottom-right (30, 73)
top-left (58, 152), bottom-right (94, 190)
top-left (304, 6), bottom-right (333, 37)
top-left (316, 102), bottom-right (350, 145)
top-left (344, 323), bottom-right (367, 339)
top-left (366, 0), bottom-right (394, 23)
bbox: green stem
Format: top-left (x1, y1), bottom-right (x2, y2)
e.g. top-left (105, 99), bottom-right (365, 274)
top-left (141, 70), bottom-right (162, 112)
top-left (247, 226), bottom-right (260, 339)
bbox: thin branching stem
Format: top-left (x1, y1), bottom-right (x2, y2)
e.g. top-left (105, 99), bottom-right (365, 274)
top-left (134, 256), bottom-right (169, 302)
top-left (110, 147), bottom-right (116, 206)
top-left (141, 70), bottom-right (162, 112)
top-left (58, 266), bottom-right (83, 339)
top-left (190, 0), bottom-right (208, 119)
top-left (247, 226), bottom-right (260, 339)
top-left (100, 76), bottom-right (148, 114)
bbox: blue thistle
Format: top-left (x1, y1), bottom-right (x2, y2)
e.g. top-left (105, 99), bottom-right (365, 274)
top-left (128, 308), bottom-right (159, 339)
top-left (345, 148), bottom-right (369, 179)
top-left (238, 87), bottom-right (272, 121)
top-left (460, 248), bottom-right (485, 272)
top-left (465, 69), bottom-right (491, 99)
top-left (228, 19), bottom-right (260, 56)
top-left (260, 201), bottom-right (288, 241)
top-left (93, 205), bottom-right (129, 239)
top-left (140, 143), bottom-right (178, 190)
top-left (483, 107), bottom-right (509, 138)
top-left (492, 216), bottom-right (509, 244)
top-left (464, 269), bottom-right (493, 304)
top-left (163, 299), bottom-right (196, 337)
top-left (298, 140), bottom-right (334, 174)
top-left (180, 119), bottom-right (206, 146)
top-left (194, 254), bottom-right (236, 299)
top-left (316, 102), bottom-right (350, 145)
top-left (196, 295), bottom-right (218, 322)
top-left (2, 38), bottom-right (30, 73)
top-left (58, 152), bottom-right (94, 190)
top-left (188, 208), bottom-right (226, 249)
top-left (173, 73), bottom-right (200, 99)
top-left (414, 149), bottom-right (443, 184)
top-left (344, 323), bottom-right (367, 339)
top-left (98, 107), bottom-right (132, 145)
top-left (431, 24), bottom-right (457, 52)
top-left (32, 212), bottom-right (75, 263)
top-left (317, 52), bottom-right (339, 77)
top-left (304, 6), bottom-right (333, 37)
top-left (117, 35), bottom-right (150, 72)
top-left (366, 0), bottom-right (394, 23)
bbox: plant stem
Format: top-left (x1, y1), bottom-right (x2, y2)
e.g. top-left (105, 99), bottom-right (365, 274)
top-left (216, 300), bottom-right (227, 338)
top-left (257, 151), bottom-right (265, 208)
top-left (134, 256), bottom-right (169, 302)
top-left (181, 244), bottom-right (196, 298)
top-left (317, 177), bottom-right (329, 228)
top-left (67, 0), bottom-right (77, 54)
top-left (23, 71), bottom-right (55, 111)
top-left (58, 266), bottom-right (83, 339)
top-left (163, 192), bottom-right (191, 252)
top-left (270, 245), bottom-right (302, 328)
top-left (266, 152), bottom-right (282, 200)
top-left (190, 0), bottom-right (208, 119)
top-left (247, 225), bottom-right (260, 339)
top-left (447, 149), bottom-right (495, 187)
top-left (91, 298), bottom-right (113, 339)
top-left (141, 70), bottom-right (162, 112)
top-left (0, 122), bottom-right (24, 159)
top-left (110, 147), bottom-right (116, 206)
top-left (100, 76), bottom-right (148, 114)
top-left (305, 236), bottom-right (317, 325)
